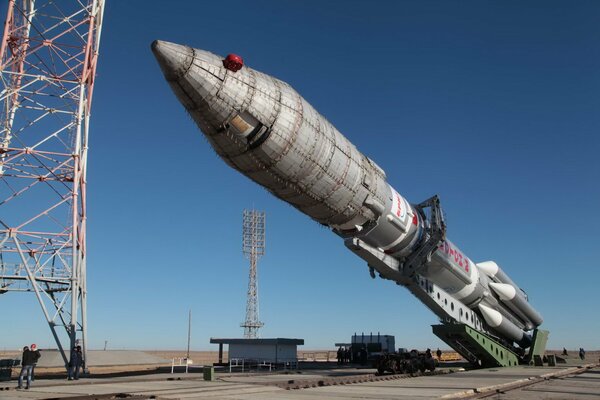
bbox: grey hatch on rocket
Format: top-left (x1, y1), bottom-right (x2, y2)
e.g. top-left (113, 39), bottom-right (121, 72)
top-left (152, 40), bottom-right (546, 366)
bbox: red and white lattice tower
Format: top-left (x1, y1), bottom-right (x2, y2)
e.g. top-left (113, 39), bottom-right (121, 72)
top-left (241, 209), bottom-right (265, 338)
top-left (0, 0), bottom-right (104, 369)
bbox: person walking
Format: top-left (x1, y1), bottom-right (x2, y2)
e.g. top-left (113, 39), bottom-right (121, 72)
top-left (579, 348), bottom-right (585, 361)
top-left (17, 345), bottom-right (38, 389)
top-left (436, 348), bottom-right (442, 360)
top-left (68, 346), bottom-right (83, 380)
top-left (30, 344), bottom-right (41, 381)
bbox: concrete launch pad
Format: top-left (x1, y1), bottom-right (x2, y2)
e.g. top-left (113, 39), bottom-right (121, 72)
top-left (1, 363), bottom-right (598, 399)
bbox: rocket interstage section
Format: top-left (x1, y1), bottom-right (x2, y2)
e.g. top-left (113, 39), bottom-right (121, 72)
top-left (152, 40), bottom-right (543, 349)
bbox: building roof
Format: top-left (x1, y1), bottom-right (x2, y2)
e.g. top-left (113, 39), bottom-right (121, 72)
top-left (209, 338), bottom-right (304, 345)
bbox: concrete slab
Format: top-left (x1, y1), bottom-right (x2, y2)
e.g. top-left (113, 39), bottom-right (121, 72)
top-left (459, 368), bottom-right (600, 399)
top-left (0, 364), bottom-right (597, 400)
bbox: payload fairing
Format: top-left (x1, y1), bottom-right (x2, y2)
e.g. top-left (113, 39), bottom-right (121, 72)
top-left (152, 40), bottom-right (545, 365)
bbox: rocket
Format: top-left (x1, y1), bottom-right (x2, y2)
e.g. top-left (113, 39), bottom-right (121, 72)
top-left (151, 40), bottom-right (542, 349)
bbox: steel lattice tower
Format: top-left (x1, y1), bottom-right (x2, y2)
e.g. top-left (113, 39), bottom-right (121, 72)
top-left (0, 0), bottom-right (105, 369)
top-left (241, 209), bottom-right (265, 338)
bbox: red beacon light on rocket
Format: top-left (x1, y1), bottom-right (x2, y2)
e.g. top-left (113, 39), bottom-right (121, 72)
top-left (223, 54), bottom-right (243, 72)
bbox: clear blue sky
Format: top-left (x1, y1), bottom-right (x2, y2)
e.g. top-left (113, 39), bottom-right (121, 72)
top-left (2, 0), bottom-right (599, 352)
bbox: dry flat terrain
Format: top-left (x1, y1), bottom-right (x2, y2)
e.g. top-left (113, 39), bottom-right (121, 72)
top-left (0, 350), bottom-right (337, 366)
top-left (1, 349), bottom-right (597, 377)
top-left (146, 350), bottom-right (227, 365)
top-left (0, 350), bottom-right (225, 363)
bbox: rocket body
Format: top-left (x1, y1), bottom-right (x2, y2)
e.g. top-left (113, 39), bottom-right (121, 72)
top-left (152, 40), bottom-right (542, 347)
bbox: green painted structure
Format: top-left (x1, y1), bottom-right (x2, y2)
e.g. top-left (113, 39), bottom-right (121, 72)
top-left (203, 366), bottom-right (215, 381)
top-left (526, 329), bottom-right (549, 365)
top-left (432, 324), bottom-right (549, 368)
top-left (432, 324), bottom-right (519, 367)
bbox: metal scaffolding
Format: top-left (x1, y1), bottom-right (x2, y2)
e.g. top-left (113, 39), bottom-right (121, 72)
top-left (0, 0), bottom-right (105, 370)
top-left (241, 209), bottom-right (265, 338)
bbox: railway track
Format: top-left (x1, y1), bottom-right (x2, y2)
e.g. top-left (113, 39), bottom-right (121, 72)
top-left (269, 369), bottom-right (453, 390)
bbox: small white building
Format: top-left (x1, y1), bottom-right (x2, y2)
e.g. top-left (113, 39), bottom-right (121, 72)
top-left (210, 338), bottom-right (304, 364)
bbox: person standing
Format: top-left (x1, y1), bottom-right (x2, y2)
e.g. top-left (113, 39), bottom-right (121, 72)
top-left (579, 348), bottom-right (585, 361)
top-left (17, 346), bottom-right (36, 389)
top-left (68, 346), bottom-right (83, 380)
top-left (436, 348), bottom-right (442, 360)
top-left (30, 344), bottom-right (41, 381)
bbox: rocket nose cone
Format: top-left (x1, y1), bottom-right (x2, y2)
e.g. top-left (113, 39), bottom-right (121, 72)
top-left (478, 303), bottom-right (502, 328)
top-left (489, 282), bottom-right (516, 301)
top-left (151, 40), bottom-right (193, 81)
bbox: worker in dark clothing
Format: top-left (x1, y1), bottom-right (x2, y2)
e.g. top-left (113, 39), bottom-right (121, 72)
top-left (17, 345), bottom-right (40, 389)
top-left (360, 348), bottom-right (367, 365)
top-left (562, 348), bottom-right (568, 356)
top-left (30, 344), bottom-right (40, 381)
top-left (436, 348), bottom-right (442, 359)
top-left (579, 348), bottom-right (586, 361)
top-left (347, 347), bottom-right (351, 364)
top-left (68, 346), bottom-right (83, 380)
top-left (337, 346), bottom-right (343, 365)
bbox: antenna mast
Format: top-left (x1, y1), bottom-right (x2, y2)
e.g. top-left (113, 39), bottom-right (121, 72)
top-left (241, 209), bottom-right (265, 338)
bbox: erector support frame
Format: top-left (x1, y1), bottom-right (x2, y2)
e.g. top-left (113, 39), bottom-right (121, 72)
top-left (0, 0), bottom-right (105, 372)
top-left (402, 195), bottom-right (446, 277)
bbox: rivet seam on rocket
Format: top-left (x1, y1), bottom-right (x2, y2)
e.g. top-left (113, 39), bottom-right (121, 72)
top-left (180, 49), bottom-right (380, 222)
top-left (192, 58), bottom-right (380, 223)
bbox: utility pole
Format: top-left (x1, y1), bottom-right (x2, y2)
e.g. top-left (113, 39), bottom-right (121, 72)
top-left (186, 309), bottom-right (191, 359)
